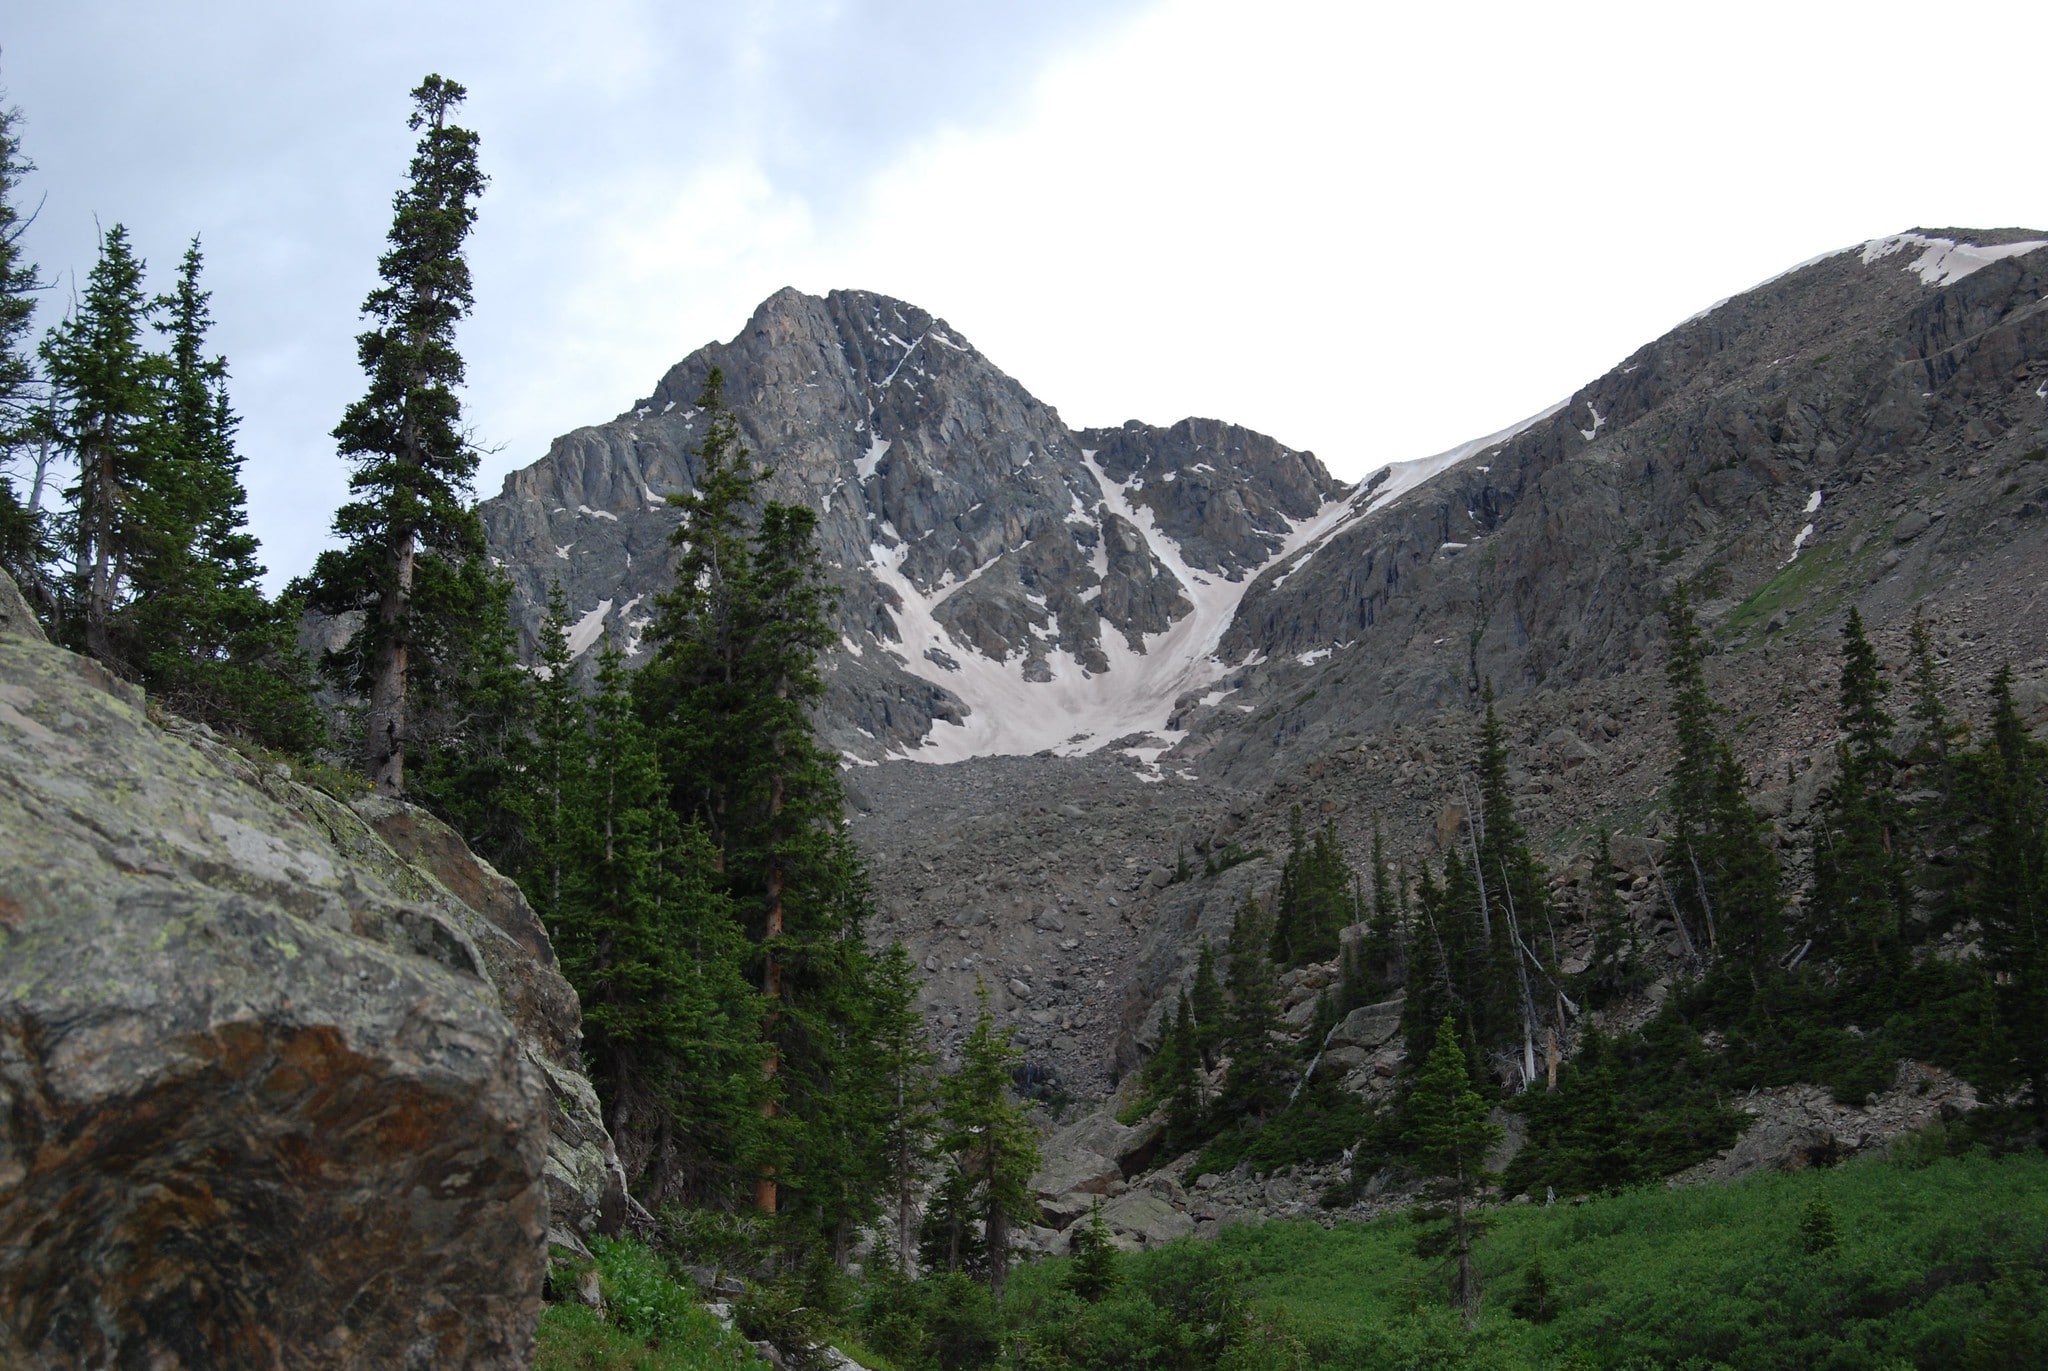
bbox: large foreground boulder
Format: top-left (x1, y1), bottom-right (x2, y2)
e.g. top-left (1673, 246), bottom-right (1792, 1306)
top-left (0, 609), bottom-right (611, 1368)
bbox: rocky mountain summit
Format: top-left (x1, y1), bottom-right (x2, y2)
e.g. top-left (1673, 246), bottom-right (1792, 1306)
top-left (478, 287), bottom-right (1346, 767)
top-left (0, 571), bottom-right (622, 1369)
top-left (484, 230), bottom-right (2048, 1134)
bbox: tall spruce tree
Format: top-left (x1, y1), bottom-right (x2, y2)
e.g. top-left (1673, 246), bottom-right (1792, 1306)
top-left (1271, 806), bottom-right (1353, 967)
top-left (1190, 938), bottom-right (1226, 1070)
top-left (128, 241), bottom-right (320, 750)
top-left (635, 363), bottom-right (871, 1226)
top-left (1216, 893), bottom-right (1291, 1124)
top-left (1661, 583), bottom-right (1783, 972)
top-left (1405, 1014), bottom-right (1503, 1327)
top-left (1811, 608), bottom-right (1907, 979)
top-left (865, 940), bottom-right (939, 1275)
top-left (1960, 668), bottom-right (2048, 1122)
top-left (940, 983), bottom-right (1041, 1302)
top-left (558, 638), bottom-right (763, 1208)
top-left (307, 74), bottom-right (486, 795)
top-left (0, 81), bottom-right (48, 601)
top-left (1473, 685), bottom-right (1548, 1084)
top-left (39, 224), bottom-right (162, 661)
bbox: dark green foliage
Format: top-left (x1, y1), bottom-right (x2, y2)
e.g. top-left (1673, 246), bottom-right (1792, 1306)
top-left (1798, 1192), bottom-right (1838, 1256)
top-left (1507, 1249), bottom-right (1557, 1323)
top-left (1191, 938), bottom-right (1226, 1071)
top-left (868, 939), bottom-right (941, 1274)
top-left (1810, 609), bottom-right (1909, 981)
top-left (1270, 807), bottom-right (1354, 967)
top-left (939, 983), bottom-right (1042, 1300)
top-left (534, 1236), bottom-right (753, 1370)
top-left (1662, 582), bottom-right (1784, 973)
top-left (1963, 1261), bottom-right (2048, 1371)
top-left (1065, 1200), bottom-right (1119, 1303)
top-left (1165, 991), bottom-right (1205, 1151)
top-left (305, 74), bottom-right (487, 794)
top-left (1581, 830), bottom-right (1645, 1006)
top-left (39, 223), bottom-right (164, 661)
top-left (1405, 1015), bottom-right (1502, 1323)
top-left (1353, 813), bottom-right (1404, 1000)
top-left (1192, 1075), bottom-right (1370, 1182)
top-left (0, 83), bottom-right (50, 610)
top-left (1956, 668), bottom-right (2048, 1122)
top-left (1216, 893), bottom-right (1292, 1126)
top-left (552, 641), bottom-right (764, 1210)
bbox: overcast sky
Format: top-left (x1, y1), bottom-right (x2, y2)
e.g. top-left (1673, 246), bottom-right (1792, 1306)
top-left (8, 0), bottom-right (2047, 590)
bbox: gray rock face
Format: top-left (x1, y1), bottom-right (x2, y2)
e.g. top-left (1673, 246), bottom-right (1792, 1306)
top-left (0, 628), bottom-right (622, 1367)
top-left (477, 287), bottom-right (1345, 762)
top-left (0, 566), bottom-right (40, 641)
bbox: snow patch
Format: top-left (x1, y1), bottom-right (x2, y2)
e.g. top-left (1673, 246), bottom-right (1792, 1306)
top-left (1805, 489), bottom-right (1824, 515)
top-left (856, 436), bottom-right (891, 483)
top-left (1579, 401), bottom-right (1604, 442)
top-left (575, 504), bottom-right (619, 522)
top-left (1788, 524), bottom-right (1816, 562)
top-left (566, 600), bottom-right (613, 659)
top-left (1296, 646), bottom-right (1336, 666)
top-left (1861, 232), bottom-right (2048, 287)
top-left (554, 544), bottom-right (572, 561)
top-left (1361, 403), bottom-right (1567, 516)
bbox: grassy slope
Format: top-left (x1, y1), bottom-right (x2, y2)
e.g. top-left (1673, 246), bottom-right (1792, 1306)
top-left (1009, 1150), bottom-right (2048, 1370)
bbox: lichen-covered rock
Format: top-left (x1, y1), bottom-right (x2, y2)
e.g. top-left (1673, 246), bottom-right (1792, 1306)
top-left (0, 566), bottom-right (41, 642)
top-left (0, 628), bottom-right (600, 1367)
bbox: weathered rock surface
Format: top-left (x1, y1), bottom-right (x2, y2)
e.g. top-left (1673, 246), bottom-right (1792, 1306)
top-left (476, 287), bottom-right (1346, 763)
top-left (0, 624), bottom-right (620, 1368)
top-left (0, 567), bottom-right (40, 642)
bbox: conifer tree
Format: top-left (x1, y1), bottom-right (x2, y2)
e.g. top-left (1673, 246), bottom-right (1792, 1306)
top-left (1960, 668), bottom-right (2048, 1122)
top-left (522, 582), bottom-right (579, 928)
top-left (0, 82), bottom-right (48, 601)
top-left (1473, 684), bottom-right (1547, 1082)
top-left (1271, 807), bottom-right (1352, 966)
top-left (940, 983), bottom-right (1041, 1301)
top-left (635, 364), bottom-right (871, 1225)
top-left (1165, 991), bottom-right (1205, 1150)
top-left (1583, 829), bottom-right (1642, 1006)
top-left (866, 941), bottom-right (940, 1275)
top-left (1661, 583), bottom-right (1783, 972)
top-left (557, 638), bottom-right (763, 1207)
top-left (1065, 1199), bottom-right (1119, 1302)
top-left (1405, 1014), bottom-right (1502, 1327)
top-left (1216, 893), bottom-right (1291, 1123)
top-left (1811, 609), bottom-right (1907, 978)
top-left (39, 223), bottom-right (163, 660)
top-left (126, 240), bottom-right (320, 750)
top-left (1356, 813), bottom-right (1403, 997)
top-left (1905, 607), bottom-right (1956, 766)
top-left (1190, 938), bottom-right (1226, 1070)
top-left (307, 74), bottom-right (487, 795)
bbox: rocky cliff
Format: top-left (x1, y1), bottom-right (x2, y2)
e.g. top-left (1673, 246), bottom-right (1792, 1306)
top-left (478, 231), bottom-right (2048, 1113)
top-left (478, 287), bottom-right (1347, 766)
top-left (0, 572), bottom-right (623, 1369)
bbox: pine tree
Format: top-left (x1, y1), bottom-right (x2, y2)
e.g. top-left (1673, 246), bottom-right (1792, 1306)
top-left (1065, 1199), bottom-right (1119, 1302)
top-left (407, 561), bottom-right (537, 871)
top-left (1271, 807), bottom-right (1352, 966)
top-left (126, 240), bottom-right (321, 751)
top-left (1472, 684), bottom-right (1547, 1082)
top-left (307, 74), bottom-right (487, 795)
top-left (1661, 583), bottom-right (1783, 972)
top-left (1905, 607), bottom-right (1957, 766)
top-left (522, 582), bottom-right (580, 929)
top-left (39, 223), bottom-right (164, 661)
top-left (1405, 1014), bottom-right (1503, 1327)
top-left (1811, 608), bottom-right (1907, 980)
top-left (1583, 829), bottom-right (1642, 1006)
top-left (1165, 991), bottom-right (1204, 1150)
top-left (863, 940), bottom-right (940, 1276)
top-left (0, 82), bottom-right (49, 603)
top-left (557, 638), bottom-right (763, 1208)
top-left (1960, 668), bottom-right (2048, 1122)
top-left (635, 363), bottom-right (869, 1226)
top-left (940, 983), bottom-right (1041, 1302)
top-left (1190, 938), bottom-right (1226, 1071)
top-left (1357, 813), bottom-right (1403, 997)
top-left (1216, 892), bottom-right (1291, 1123)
